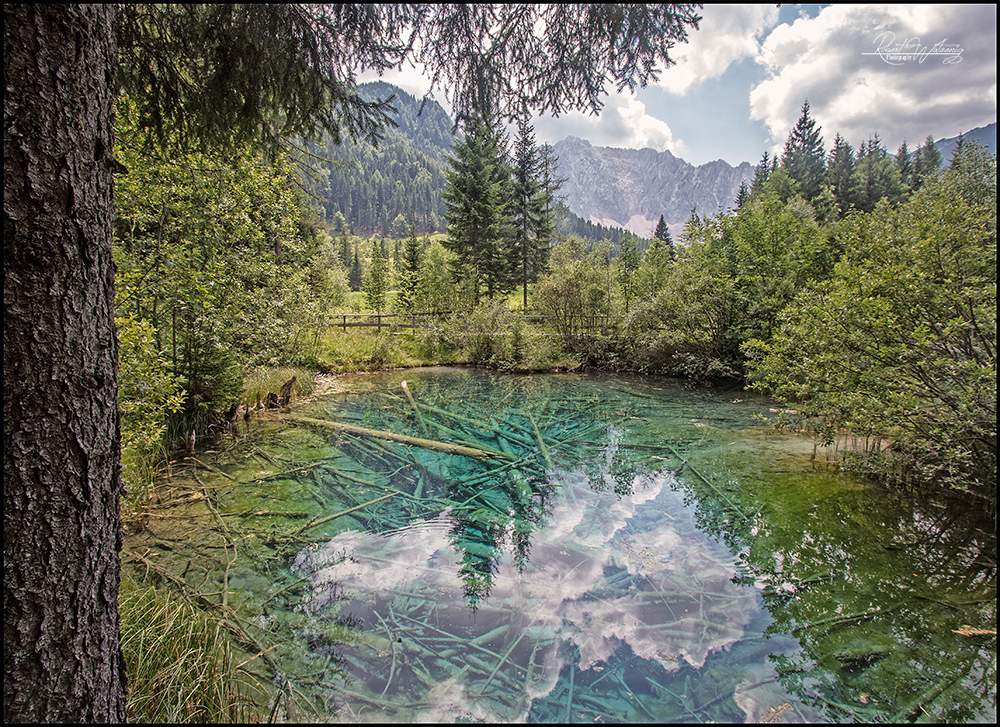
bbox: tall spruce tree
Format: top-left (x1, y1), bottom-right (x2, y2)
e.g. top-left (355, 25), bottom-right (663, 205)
top-left (510, 120), bottom-right (559, 309)
top-left (398, 223), bottom-right (423, 313)
top-left (826, 133), bottom-right (856, 215)
top-left (750, 151), bottom-right (773, 195)
top-left (781, 100), bottom-right (826, 200)
top-left (442, 112), bottom-right (514, 303)
top-left (653, 214), bottom-right (677, 260)
top-left (5, 4), bottom-right (701, 719)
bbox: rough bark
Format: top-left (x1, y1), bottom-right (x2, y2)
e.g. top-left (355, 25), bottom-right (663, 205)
top-left (4, 4), bottom-right (127, 722)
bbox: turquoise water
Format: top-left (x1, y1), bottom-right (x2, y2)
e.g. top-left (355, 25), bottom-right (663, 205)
top-left (127, 367), bottom-right (996, 722)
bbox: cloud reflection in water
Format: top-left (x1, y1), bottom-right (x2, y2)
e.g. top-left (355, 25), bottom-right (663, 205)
top-left (293, 468), bottom-right (758, 721)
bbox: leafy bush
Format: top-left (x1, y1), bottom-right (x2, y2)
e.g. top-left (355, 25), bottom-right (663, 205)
top-left (746, 144), bottom-right (996, 501)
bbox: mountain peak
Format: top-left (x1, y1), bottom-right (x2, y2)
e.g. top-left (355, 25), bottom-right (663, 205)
top-left (552, 138), bottom-right (753, 237)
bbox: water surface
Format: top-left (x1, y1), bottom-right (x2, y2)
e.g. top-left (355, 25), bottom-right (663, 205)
top-left (126, 367), bottom-right (996, 722)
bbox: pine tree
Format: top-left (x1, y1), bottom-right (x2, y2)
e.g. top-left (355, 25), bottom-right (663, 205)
top-left (750, 151), bottom-right (772, 195)
top-left (781, 100), bottom-right (826, 200)
top-left (398, 223), bottom-right (423, 313)
top-left (826, 133), bottom-right (856, 215)
top-left (617, 233), bottom-right (641, 314)
top-left (894, 140), bottom-right (913, 188)
top-left (509, 120), bottom-right (559, 309)
top-left (653, 214), bottom-right (676, 260)
top-left (912, 135), bottom-right (943, 191)
top-left (363, 239), bottom-right (389, 313)
top-left (735, 179), bottom-right (751, 209)
top-left (349, 245), bottom-right (363, 291)
top-left (442, 111), bottom-right (513, 303)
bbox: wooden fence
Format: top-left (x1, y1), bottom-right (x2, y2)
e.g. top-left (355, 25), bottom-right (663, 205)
top-left (330, 311), bottom-right (611, 332)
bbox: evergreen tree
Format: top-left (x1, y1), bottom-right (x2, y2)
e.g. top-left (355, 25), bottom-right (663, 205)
top-left (781, 100), bottom-right (826, 200)
top-left (826, 133), bottom-right (856, 215)
top-left (363, 239), bottom-right (389, 313)
top-left (653, 214), bottom-right (677, 260)
top-left (948, 131), bottom-right (965, 167)
top-left (442, 112), bottom-right (513, 303)
top-left (339, 229), bottom-right (351, 269)
top-left (750, 151), bottom-right (773, 195)
top-left (617, 233), bottom-right (642, 314)
top-left (913, 135), bottom-right (943, 191)
top-left (398, 224), bottom-right (423, 312)
top-left (850, 135), bottom-right (906, 213)
top-left (349, 245), bottom-right (364, 291)
top-left (894, 140), bottom-right (913, 187)
top-left (735, 179), bottom-right (751, 209)
top-left (510, 120), bottom-right (559, 309)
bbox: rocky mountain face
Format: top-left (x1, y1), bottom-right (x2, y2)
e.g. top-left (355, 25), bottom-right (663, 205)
top-left (552, 136), bottom-right (754, 238)
top-left (932, 123), bottom-right (996, 164)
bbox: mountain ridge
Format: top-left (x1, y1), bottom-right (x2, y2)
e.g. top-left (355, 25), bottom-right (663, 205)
top-left (552, 136), bottom-right (754, 238)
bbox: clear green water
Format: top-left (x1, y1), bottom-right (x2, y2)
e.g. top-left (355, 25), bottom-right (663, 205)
top-left (126, 367), bottom-right (996, 723)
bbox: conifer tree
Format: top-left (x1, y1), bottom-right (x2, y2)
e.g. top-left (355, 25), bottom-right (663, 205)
top-left (510, 120), bottom-right (559, 309)
top-left (653, 214), bottom-right (677, 260)
top-left (617, 233), bottom-right (642, 314)
top-left (781, 100), bottom-right (826, 200)
top-left (442, 112), bottom-right (513, 303)
top-left (398, 223), bottom-right (423, 313)
top-left (912, 135), bottom-right (943, 191)
top-left (826, 133), bottom-right (856, 215)
top-left (363, 239), bottom-right (389, 313)
top-left (894, 140), bottom-right (913, 186)
top-left (750, 151), bottom-right (773, 195)
top-left (735, 179), bottom-right (751, 209)
top-left (349, 245), bottom-right (364, 291)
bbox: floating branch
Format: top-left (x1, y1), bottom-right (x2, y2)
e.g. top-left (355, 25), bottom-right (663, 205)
top-left (284, 415), bottom-right (515, 462)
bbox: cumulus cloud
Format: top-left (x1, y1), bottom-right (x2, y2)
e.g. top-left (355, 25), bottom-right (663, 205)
top-left (750, 4), bottom-right (997, 155)
top-left (655, 4), bottom-right (780, 96)
top-left (533, 92), bottom-right (684, 154)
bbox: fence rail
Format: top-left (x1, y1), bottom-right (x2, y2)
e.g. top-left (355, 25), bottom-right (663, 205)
top-left (329, 312), bottom-right (611, 331)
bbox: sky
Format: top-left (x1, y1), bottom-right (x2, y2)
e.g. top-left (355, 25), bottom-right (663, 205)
top-left (360, 4), bottom-right (997, 167)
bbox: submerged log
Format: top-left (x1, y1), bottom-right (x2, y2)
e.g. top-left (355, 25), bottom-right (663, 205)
top-left (284, 415), bottom-right (516, 462)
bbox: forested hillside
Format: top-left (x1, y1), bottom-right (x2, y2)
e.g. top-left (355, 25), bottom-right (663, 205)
top-left (307, 81), bottom-right (639, 245)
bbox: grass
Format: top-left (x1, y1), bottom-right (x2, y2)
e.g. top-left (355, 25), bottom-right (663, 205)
top-left (242, 366), bottom-right (316, 406)
top-left (118, 573), bottom-right (268, 723)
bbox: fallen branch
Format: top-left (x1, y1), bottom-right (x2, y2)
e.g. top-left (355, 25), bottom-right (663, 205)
top-left (283, 492), bottom-right (399, 540)
top-left (284, 415), bottom-right (515, 461)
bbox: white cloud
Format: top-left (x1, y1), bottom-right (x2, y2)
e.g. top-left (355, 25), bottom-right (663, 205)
top-left (533, 92), bottom-right (684, 154)
top-left (750, 4), bottom-right (997, 155)
top-left (655, 4), bottom-right (780, 96)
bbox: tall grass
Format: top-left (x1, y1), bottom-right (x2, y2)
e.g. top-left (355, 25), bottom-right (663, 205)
top-left (242, 366), bottom-right (316, 406)
top-left (119, 573), bottom-right (268, 723)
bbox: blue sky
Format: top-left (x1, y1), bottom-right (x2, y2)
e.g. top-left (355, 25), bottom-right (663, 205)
top-left (361, 4), bottom-right (997, 167)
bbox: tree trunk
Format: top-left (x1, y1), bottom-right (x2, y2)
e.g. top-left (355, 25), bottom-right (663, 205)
top-left (4, 5), bottom-right (127, 722)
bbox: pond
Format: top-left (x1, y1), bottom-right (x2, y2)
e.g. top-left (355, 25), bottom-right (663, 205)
top-left (125, 367), bottom-right (996, 723)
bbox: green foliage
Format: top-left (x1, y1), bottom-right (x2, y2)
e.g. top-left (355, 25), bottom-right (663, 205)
top-left (746, 148), bottom-right (996, 499)
top-left (116, 315), bottom-right (184, 517)
top-left (781, 100), bottom-right (826, 200)
top-left (850, 136), bottom-right (906, 213)
top-left (414, 241), bottom-right (458, 313)
top-left (363, 239), bottom-right (390, 313)
top-left (442, 111), bottom-right (515, 303)
top-left (119, 573), bottom-right (266, 723)
top-left (535, 236), bottom-right (612, 352)
top-left (616, 233), bottom-right (641, 314)
top-left (396, 224), bottom-right (424, 313)
top-left (114, 96), bottom-right (329, 435)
